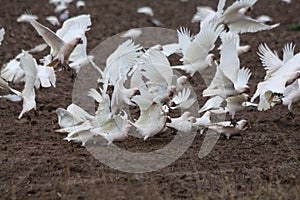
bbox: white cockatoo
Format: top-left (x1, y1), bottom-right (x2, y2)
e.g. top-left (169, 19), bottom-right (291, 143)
top-left (91, 111), bottom-right (131, 145)
top-left (203, 32), bottom-right (252, 98)
top-left (131, 49), bottom-right (175, 106)
top-left (172, 21), bottom-right (223, 76)
top-left (19, 14), bottom-right (91, 68)
top-left (1, 44), bottom-right (48, 84)
top-left (251, 43), bottom-right (300, 111)
top-left (131, 84), bottom-right (168, 140)
top-left (56, 14), bottom-right (91, 71)
top-left (110, 79), bottom-right (140, 114)
top-left (1, 52), bottom-right (25, 83)
top-left (256, 43), bottom-right (295, 80)
top-left (198, 96), bottom-right (225, 113)
top-left (193, 111), bottom-right (212, 134)
top-left (55, 103), bottom-right (94, 128)
top-left (219, 0), bottom-right (279, 34)
top-left (166, 111), bottom-right (196, 133)
top-left (224, 93), bottom-right (252, 119)
top-left (204, 119), bottom-right (249, 139)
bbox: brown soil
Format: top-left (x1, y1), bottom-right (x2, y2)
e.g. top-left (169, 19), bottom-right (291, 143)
top-left (0, 0), bottom-right (300, 199)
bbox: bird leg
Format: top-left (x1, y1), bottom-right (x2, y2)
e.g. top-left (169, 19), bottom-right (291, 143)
top-left (288, 111), bottom-right (295, 120)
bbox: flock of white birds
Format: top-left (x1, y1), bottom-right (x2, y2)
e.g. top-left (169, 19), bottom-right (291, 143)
top-left (0, 0), bottom-right (298, 147)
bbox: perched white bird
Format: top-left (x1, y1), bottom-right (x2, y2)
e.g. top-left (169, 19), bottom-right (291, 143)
top-left (0, 28), bottom-right (5, 46)
top-left (219, 0), bottom-right (279, 34)
top-left (172, 21), bottom-right (223, 76)
top-left (19, 15), bottom-right (89, 68)
top-left (205, 119), bottom-right (249, 139)
top-left (203, 32), bottom-right (252, 98)
top-left (46, 16), bottom-right (61, 26)
top-left (166, 111), bottom-right (196, 133)
top-left (137, 6), bottom-right (154, 16)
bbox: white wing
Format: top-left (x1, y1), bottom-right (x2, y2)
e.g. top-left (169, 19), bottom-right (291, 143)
top-left (35, 65), bottom-right (56, 88)
top-left (283, 43), bottom-right (295, 63)
top-left (257, 43), bottom-right (283, 70)
top-left (19, 17), bottom-right (64, 55)
top-left (18, 51), bottom-right (37, 119)
top-left (103, 39), bottom-right (142, 91)
top-left (141, 49), bottom-right (173, 87)
top-left (177, 27), bottom-right (192, 55)
top-left (183, 20), bottom-right (223, 64)
top-left (191, 6), bottom-right (214, 23)
top-left (219, 32), bottom-right (240, 84)
top-left (235, 67), bottom-right (252, 91)
top-left (56, 14), bottom-right (91, 61)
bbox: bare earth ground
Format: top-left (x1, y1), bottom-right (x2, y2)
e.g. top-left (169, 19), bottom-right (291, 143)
top-left (0, 0), bottom-right (300, 199)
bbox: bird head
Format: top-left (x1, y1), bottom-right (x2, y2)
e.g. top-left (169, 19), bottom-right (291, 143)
top-left (206, 54), bottom-right (216, 66)
top-left (133, 88), bottom-right (141, 96)
top-left (75, 37), bottom-right (83, 44)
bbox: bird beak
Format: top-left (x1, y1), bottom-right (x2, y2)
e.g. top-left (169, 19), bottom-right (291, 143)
top-left (78, 38), bottom-right (83, 44)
